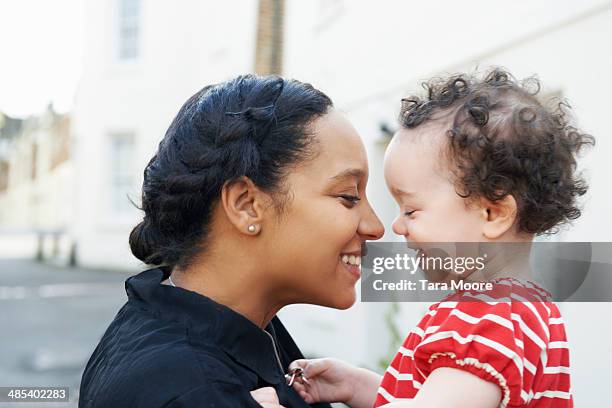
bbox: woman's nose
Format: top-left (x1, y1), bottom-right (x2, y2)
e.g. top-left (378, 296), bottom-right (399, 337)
top-left (359, 201), bottom-right (385, 240)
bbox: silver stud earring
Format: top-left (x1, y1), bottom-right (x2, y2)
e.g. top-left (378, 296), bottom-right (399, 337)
top-left (248, 224), bottom-right (257, 233)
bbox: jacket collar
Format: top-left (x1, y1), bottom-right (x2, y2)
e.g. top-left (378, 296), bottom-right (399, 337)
top-left (125, 267), bottom-right (286, 385)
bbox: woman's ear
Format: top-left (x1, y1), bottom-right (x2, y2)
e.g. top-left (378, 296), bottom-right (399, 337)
top-left (220, 177), bottom-right (266, 235)
top-left (481, 194), bottom-right (518, 239)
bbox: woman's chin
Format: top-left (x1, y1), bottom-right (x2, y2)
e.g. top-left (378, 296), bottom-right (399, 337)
top-left (328, 289), bottom-right (357, 310)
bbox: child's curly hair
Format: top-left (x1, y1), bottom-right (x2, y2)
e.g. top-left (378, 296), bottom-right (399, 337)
top-left (399, 68), bottom-right (595, 235)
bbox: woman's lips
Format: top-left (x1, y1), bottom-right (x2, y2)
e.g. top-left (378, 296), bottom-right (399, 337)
top-left (339, 254), bottom-right (361, 279)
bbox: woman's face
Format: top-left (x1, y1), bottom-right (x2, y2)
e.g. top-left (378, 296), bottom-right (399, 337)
top-left (266, 109), bottom-right (384, 309)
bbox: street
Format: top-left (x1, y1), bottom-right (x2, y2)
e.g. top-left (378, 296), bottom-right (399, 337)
top-left (0, 258), bottom-right (133, 407)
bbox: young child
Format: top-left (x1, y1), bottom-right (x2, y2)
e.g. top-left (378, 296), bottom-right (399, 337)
top-left (286, 69), bottom-right (594, 408)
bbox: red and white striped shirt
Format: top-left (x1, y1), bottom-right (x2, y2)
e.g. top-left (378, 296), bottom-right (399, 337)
top-left (374, 279), bottom-right (572, 407)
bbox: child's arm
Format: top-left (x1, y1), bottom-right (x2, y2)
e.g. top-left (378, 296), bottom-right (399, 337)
top-left (378, 367), bottom-right (501, 408)
top-left (344, 365), bottom-right (382, 408)
top-left (288, 358), bottom-right (381, 408)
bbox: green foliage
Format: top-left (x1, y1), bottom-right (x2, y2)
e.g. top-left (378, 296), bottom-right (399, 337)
top-left (377, 302), bottom-right (402, 371)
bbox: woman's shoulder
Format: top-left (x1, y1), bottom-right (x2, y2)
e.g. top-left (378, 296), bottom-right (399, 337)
top-left (96, 301), bottom-right (243, 373)
top-left (79, 302), bottom-right (249, 407)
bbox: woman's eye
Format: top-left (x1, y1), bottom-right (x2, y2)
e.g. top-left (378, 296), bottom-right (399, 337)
top-left (339, 195), bottom-right (361, 207)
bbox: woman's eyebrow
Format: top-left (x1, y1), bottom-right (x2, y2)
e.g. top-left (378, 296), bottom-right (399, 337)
top-left (328, 168), bottom-right (365, 182)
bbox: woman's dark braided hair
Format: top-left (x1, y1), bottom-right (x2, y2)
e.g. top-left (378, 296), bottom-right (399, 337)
top-left (130, 75), bottom-right (332, 268)
top-left (399, 68), bottom-right (595, 235)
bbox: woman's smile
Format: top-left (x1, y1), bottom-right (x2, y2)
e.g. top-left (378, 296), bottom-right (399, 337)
top-left (339, 251), bottom-right (361, 280)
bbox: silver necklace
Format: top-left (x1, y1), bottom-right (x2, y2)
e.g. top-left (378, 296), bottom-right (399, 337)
top-left (168, 275), bottom-right (177, 287)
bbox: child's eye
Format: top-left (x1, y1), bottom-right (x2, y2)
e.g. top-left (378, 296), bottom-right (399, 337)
top-left (339, 194), bottom-right (361, 207)
top-left (404, 210), bottom-right (417, 217)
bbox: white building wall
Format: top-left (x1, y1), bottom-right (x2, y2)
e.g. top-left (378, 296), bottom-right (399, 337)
top-left (0, 124), bottom-right (73, 231)
top-left (73, 0), bottom-right (259, 270)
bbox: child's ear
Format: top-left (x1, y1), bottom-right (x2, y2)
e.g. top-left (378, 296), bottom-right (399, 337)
top-left (220, 176), bottom-right (266, 235)
top-left (480, 195), bottom-right (518, 239)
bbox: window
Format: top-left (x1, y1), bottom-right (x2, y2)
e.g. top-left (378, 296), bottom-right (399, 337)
top-left (118, 0), bottom-right (140, 61)
top-left (109, 133), bottom-right (135, 215)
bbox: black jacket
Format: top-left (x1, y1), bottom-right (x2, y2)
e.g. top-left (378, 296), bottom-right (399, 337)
top-left (79, 267), bottom-right (333, 408)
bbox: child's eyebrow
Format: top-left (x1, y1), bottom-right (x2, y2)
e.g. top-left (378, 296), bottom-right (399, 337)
top-left (391, 187), bottom-right (416, 197)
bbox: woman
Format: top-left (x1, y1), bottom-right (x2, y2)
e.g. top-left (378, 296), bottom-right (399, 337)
top-left (78, 75), bottom-right (384, 407)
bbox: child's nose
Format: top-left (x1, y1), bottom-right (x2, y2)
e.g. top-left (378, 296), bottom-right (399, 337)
top-left (392, 216), bottom-right (408, 237)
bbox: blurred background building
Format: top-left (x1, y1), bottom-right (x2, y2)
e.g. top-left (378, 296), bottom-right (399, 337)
top-left (0, 106), bottom-right (73, 260)
top-left (0, 0), bottom-right (611, 405)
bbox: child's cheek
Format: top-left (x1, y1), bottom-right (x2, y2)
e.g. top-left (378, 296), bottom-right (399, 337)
top-left (406, 219), bottom-right (428, 244)
top-left (412, 214), bottom-right (453, 243)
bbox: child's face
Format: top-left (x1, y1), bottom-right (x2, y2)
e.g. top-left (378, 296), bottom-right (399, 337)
top-left (384, 123), bottom-right (487, 244)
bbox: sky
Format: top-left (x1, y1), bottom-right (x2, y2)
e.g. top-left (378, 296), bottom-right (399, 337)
top-left (0, 0), bottom-right (84, 118)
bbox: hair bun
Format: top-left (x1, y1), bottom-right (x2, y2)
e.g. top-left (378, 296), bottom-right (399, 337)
top-left (129, 220), bottom-right (166, 265)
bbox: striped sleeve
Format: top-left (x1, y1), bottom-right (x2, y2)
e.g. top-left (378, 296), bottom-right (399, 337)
top-left (411, 300), bottom-right (550, 407)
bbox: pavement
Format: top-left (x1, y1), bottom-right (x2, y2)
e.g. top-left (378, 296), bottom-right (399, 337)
top-left (0, 258), bottom-right (134, 407)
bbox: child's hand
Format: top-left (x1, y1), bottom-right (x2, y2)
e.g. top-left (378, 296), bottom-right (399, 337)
top-left (288, 358), bottom-right (366, 405)
top-left (250, 387), bottom-right (286, 408)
